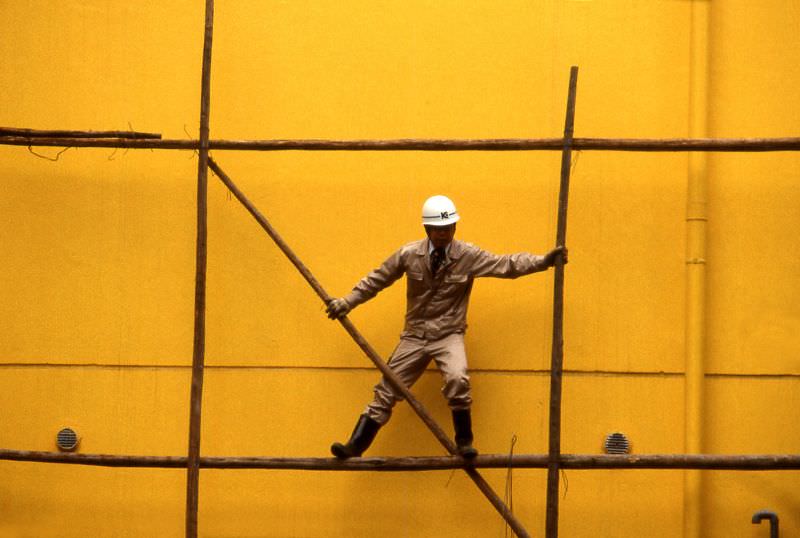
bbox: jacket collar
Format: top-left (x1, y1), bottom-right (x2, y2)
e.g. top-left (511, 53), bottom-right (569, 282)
top-left (414, 238), bottom-right (464, 260)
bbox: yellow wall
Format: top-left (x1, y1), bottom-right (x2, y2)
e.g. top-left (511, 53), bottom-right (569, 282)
top-left (1, 1), bottom-right (798, 537)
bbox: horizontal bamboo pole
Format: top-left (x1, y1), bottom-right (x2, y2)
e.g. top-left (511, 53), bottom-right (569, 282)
top-left (2, 449), bottom-right (799, 471)
top-left (2, 136), bottom-right (800, 152)
top-left (0, 127), bottom-right (161, 139)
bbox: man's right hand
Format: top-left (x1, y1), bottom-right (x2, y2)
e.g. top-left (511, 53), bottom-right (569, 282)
top-left (326, 298), bottom-right (351, 319)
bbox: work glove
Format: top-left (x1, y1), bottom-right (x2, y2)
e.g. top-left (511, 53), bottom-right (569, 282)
top-left (544, 245), bottom-right (568, 267)
top-left (326, 298), bottom-right (351, 319)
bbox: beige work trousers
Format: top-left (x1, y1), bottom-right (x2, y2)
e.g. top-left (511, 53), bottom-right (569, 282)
top-left (365, 332), bottom-right (472, 425)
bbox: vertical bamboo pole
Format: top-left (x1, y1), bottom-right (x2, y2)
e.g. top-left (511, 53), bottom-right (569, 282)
top-left (186, 2), bottom-right (214, 538)
top-left (545, 66), bottom-right (578, 538)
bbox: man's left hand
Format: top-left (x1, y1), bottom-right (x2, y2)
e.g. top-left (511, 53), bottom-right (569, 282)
top-left (544, 245), bottom-right (568, 267)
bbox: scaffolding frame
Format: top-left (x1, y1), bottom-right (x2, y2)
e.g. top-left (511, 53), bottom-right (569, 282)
top-left (2, 2), bottom-right (799, 537)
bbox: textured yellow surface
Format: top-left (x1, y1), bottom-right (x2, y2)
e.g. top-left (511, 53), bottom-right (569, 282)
top-left (1, 1), bottom-right (798, 536)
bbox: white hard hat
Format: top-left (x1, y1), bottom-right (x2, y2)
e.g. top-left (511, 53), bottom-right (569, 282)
top-left (421, 195), bottom-right (460, 226)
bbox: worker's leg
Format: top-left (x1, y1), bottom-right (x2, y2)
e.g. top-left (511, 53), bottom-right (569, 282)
top-left (364, 335), bottom-right (431, 425)
top-left (430, 332), bottom-right (472, 411)
top-left (332, 336), bottom-right (431, 459)
top-left (431, 333), bottom-right (477, 458)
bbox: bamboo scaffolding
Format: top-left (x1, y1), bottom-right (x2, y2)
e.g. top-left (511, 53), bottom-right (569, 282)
top-left (0, 127), bottom-right (161, 139)
top-left (1, 0), bottom-right (796, 532)
top-left (3, 450), bottom-right (799, 471)
top-left (546, 65), bottom-right (578, 538)
top-left (2, 41), bottom-right (797, 538)
top-left (2, 135), bottom-right (800, 152)
top-left (207, 158), bottom-right (531, 538)
top-left (185, 2), bottom-right (214, 538)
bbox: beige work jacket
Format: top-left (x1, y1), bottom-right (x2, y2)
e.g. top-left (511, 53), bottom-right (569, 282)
top-left (344, 239), bottom-right (548, 340)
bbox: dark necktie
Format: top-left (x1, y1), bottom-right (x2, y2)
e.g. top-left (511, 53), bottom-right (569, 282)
top-left (431, 247), bottom-right (445, 276)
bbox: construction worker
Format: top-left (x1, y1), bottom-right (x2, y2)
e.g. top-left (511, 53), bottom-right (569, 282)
top-left (326, 195), bottom-right (566, 459)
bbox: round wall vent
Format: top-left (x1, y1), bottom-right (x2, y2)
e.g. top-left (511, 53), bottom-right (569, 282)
top-left (604, 432), bottom-right (630, 454)
top-left (56, 428), bottom-right (79, 452)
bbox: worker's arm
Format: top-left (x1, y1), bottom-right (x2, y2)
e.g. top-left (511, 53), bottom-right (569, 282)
top-left (326, 249), bottom-right (405, 319)
top-left (468, 245), bottom-right (567, 278)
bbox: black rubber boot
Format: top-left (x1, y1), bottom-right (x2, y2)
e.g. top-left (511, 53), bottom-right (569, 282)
top-left (452, 409), bottom-right (478, 459)
top-left (331, 414), bottom-right (381, 459)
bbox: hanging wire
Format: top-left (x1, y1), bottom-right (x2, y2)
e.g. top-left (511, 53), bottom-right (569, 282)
top-left (571, 149), bottom-right (582, 173)
top-left (184, 124), bottom-right (200, 158)
top-left (108, 124), bottom-right (137, 160)
top-left (444, 461), bottom-right (457, 488)
top-left (503, 434), bottom-right (518, 538)
top-left (27, 145), bottom-right (71, 161)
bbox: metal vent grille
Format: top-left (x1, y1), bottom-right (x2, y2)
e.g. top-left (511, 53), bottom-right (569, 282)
top-left (604, 432), bottom-right (630, 454)
top-left (56, 428), bottom-right (79, 452)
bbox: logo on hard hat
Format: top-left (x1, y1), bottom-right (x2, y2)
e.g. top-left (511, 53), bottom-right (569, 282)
top-left (440, 211), bottom-right (450, 219)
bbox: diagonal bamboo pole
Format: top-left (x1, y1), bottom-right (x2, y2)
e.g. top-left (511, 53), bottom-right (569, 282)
top-left (186, 2), bottom-right (214, 538)
top-left (545, 66), bottom-right (579, 538)
top-left (207, 157), bottom-right (531, 538)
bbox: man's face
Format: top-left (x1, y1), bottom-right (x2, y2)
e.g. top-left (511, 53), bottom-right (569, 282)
top-left (425, 223), bottom-right (456, 249)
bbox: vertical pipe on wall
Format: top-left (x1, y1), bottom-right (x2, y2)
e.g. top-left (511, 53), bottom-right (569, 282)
top-left (685, 2), bottom-right (709, 537)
